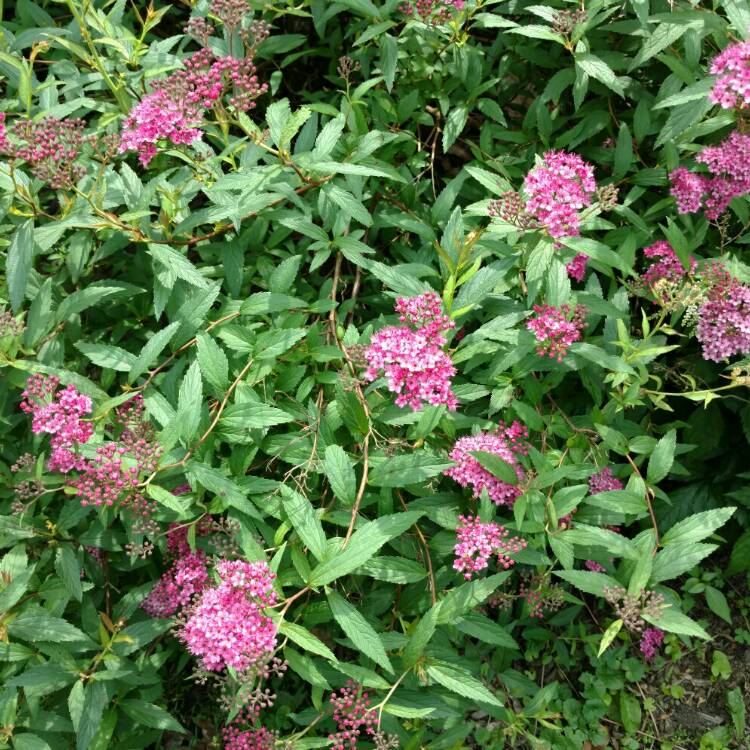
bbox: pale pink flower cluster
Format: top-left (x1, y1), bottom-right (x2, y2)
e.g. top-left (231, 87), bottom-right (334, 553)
top-left (179, 560), bottom-right (277, 672)
top-left (696, 267), bottom-right (750, 362)
top-left (444, 423), bottom-right (528, 506)
top-left (641, 241), bottom-right (696, 288)
top-left (523, 151), bottom-right (596, 239)
top-left (526, 304), bottom-right (586, 362)
top-left (328, 681), bottom-right (376, 750)
top-left (708, 41), bottom-right (750, 108)
top-left (120, 48), bottom-right (266, 165)
top-left (670, 131), bottom-right (750, 219)
top-left (639, 627), bottom-right (664, 661)
top-left (453, 515), bottom-right (526, 580)
top-left (364, 291), bottom-right (457, 411)
top-left (19, 375), bottom-right (93, 474)
top-left (142, 551), bottom-right (209, 618)
top-left (588, 467), bottom-right (623, 495)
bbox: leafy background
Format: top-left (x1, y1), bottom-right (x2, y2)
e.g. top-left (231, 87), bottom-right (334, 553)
top-left (1, 0), bottom-right (750, 748)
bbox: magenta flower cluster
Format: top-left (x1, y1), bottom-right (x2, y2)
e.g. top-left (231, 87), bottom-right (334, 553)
top-left (120, 47), bottom-right (266, 165)
top-left (223, 726), bottom-right (277, 750)
top-left (670, 131), bottom-right (750, 219)
top-left (641, 241), bottom-right (695, 288)
top-left (444, 423), bottom-right (528, 506)
top-left (142, 551), bottom-right (209, 618)
top-left (364, 291), bottom-right (457, 411)
top-left (20, 375), bottom-right (93, 474)
top-left (179, 559), bottom-right (277, 673)
top-left (328, 681), bottom-right (376, 750)
top-left (696, 268), bottom-right (750, 362)
top-left (639, 627), bottom-right (664, 661)
top-left (453, 515), bottom-right (526, 579)
top-left (526, 304), bottom-right (586, 362)
top-left (588, 467), bottom-right (623, 495)
top-left (709, 40), bottom-right (750, 109)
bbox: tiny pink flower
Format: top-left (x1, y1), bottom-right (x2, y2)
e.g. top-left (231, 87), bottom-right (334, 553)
top-left (526, 304), bottom-right (586, 362)
top-left (588, 467), bottom-right (623, 495)
top-left (453, 515), bottom-right (526, 579)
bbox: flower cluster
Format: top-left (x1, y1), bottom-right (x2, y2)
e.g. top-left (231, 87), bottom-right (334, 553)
top-left (0, 117), bottom-right (90, 188)
top-left (400, 0), bottom-right (464, 22)
top-left (0, 308), bottom-right (24, 338)
top-left (639, 627), bottom-right (664, 662)
top-left (364, 291), bottom-right (457, 411)
top-left (695, 272), bottom-right (750, 361)
top-left (640, 241), bottom-right (695, 290)
top-left (453, 515), bottom-right (526, 579)
top-left (179, 560), bottom-right (277, 673)
top-left (444, 423), bottom-right (528, 506)
top-left (120, 46), bottom-right (266, 165)
top-left (670, 131), bottom-right (750, 219)
top-left (328, 681), bottom-right (376, 750)
top-left (526, 304), bottom-right (586, 362)
top-left (223, 726), bottom-right (278, 750)
top-left (20, 375), bottom-right (93, 474)
top-left (142, 551), bottom-right (209, 618)
top-left (709, 40), bottom-right (750, 109)
top-left (519, 574), bottom-right (566, 619)
top-left (588, 467), bottom-right (623, 495)
top-left (523, 150), bottom-right (596, 239)
top-left (585, 560), bottom-right (606, 573)
top-left (603, 586), bottom-right (664, 633)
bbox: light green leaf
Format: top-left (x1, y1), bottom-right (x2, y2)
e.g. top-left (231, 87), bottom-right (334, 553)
top-left (280, 485), bottom-right (327, 562)
top-left (426, 661), bottom-right (503, 707)
top-left (195, 332), bottom-right (229, 392)
top-left (7, 220), bottom-right (34, 312)
top-left (644, 605), bottom-right (709, 640)
top-left (324, 446), bottom-right (357, 506)
top-left (598, 618), bottom-right (623, 657)
top-left (646, 429), bottom-right (676, 484)
top-left (120, 699), bottom-right (186, 733)
top-left (278, 621), bottom-right (336, 661)
top-left (662, 507), bottom-right (736, 545)
top-left (369, 452), bottom-right (453, 488)
top-left (128, 321), bottom-right (180, 383)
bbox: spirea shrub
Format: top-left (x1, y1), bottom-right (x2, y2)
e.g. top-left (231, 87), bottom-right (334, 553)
top-left (1, 1), bottom-right (750, 749)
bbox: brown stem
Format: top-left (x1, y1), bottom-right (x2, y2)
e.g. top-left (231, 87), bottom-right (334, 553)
top-left (625, 453), bottom-right (660, 551)
top-left (397, 490), bottom-right (436, 606)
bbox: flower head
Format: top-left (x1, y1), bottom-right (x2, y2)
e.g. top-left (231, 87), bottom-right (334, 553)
top-left (444, 423), bottom-right (528, 506)
top-left (453, 515), bottom-right (526, 579)
top-left (696, 272), bottom-right (750, 361)
top-left (639, 627), bottom-right (664, 661)
top-left (709, 41), bottom-right (750, 109)
top-left (526, 304), bottom-right (586, 362)
top-left (588, 467), bottom-right (623, 495)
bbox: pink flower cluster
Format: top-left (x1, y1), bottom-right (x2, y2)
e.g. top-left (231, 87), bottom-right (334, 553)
top-left (585, 560), bottom-right (606, 573)
top-left (0, 113), bottom-right (8, 153)
top-left (444, 423), bottom-right (528, 506)
top-left (120, 48), bottom-right (266, 165)
top-left (20, 375), bottom-right (93, 474)
top-left (639, 627), bottom-right (664, 661)
top-left (329, 681), bottom-right (376, 750)
top-left (179, 560), bottom-right (277, 673)
top-left (523, 151), bottom-right (596, 240)
top-left (142, 551), bottom-right (209, 618)
top-left (588, 467), bottom-right (623, 495)
top-left (709, 41), bottom-right (750, 109)
top-left (641, 241), bottom-right (695, 288)
top-left (526, 304), bottom-right (586, 362)
top-left (364, 291), bottom-right (457, 411)
top-left (566, 253), bottom-right (589, 283)
top-left (400, 0), bottom-right (464, 22)
top-left (696, 268), bottom-right (750, 361)
top-left (453, 515), bottom-right (526, 579)
top-left (670, 131), bottom-right (750, 219)
top-left (223, 726), bottom-right (277, 750)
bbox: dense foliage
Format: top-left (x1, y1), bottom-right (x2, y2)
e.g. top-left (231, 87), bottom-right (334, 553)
top-left (1, 0), bottom-right (750, 748)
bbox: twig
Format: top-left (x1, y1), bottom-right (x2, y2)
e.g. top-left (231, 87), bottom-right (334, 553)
top-left (397, 490), bottom-right (436, 606)
top-left (625, 453), bottom-right (660, 550)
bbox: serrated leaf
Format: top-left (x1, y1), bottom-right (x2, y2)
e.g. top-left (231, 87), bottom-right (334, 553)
top-left (176, 361), bottom-right (202, 443)
top-left (455, 612), bottom-right (518, 649)
top-left (280, 485), bottom-right (326, 563)
top-left (554, 570), bottom-right (622, 597)
top-left (644, 605), bottom-right (709, 640)
top-left (442, 106), bottom-right (468, 152)
top-left (369, 452), bottom-right (453, 488)
top-left (195, 332), bottom-right (229, 391)
top-left (598, 618), bottom-right (623, 657)
top-left (327, 590), bottom-right (393, 673)
top-left (309, 511), bottom-right (423, 586)
top-left (426, 662), bottom-right (503, 707)
top-left (662, 507), bottom-right (736, 545)
top-left (403, 603), bottom-right (440, 668)
top-left (471, 451), bottom-right (518, 484)
top-left (324, 445), bottom-right (356, 506)
top-left (650, 542), bottom-right (717, 584)
top-left (357, 557), bottom-right (426, 584)
top-left (128, 322), bottom-right (180, 383)
top-left (647, 429), bottom-right (676, 484)
top-left (55, 546), bottom-right (82, 602)
top-left (575, 53), bottom-right (624, 96)
top-left (120, 699), bottom-right (185, 733)
top-left (278, 621), bottom-right (336, 661)
top-left (7, 220), bottom-right (34, 312)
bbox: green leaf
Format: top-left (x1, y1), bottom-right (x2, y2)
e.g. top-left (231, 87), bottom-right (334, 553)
top-left (218, 402), bottom-right (294, 433)
top-left (120, 699), bottom-right (186, 733)
top-left (76, 682), bottom-right (108, 750)
top-left (8, 609), bottom-right (95, 645)
top-left (280, 485), bottom-right (327, 563)
top-left (57, 282), bottom-right (142, 323)
top-left (403, 603), bottom-right (441, 668)
top-left (128, 321), bottom-right (180, 383)
top-left (662, 507), bottom-right (736, 545)
top-left (650, 542), bottom-right (717, 584)
top-left (455, 612), bottom-right (518, 649)
top-left (149, 244), bottom-right (208, 288)
top-left (705, 586), bottom-right (732, 625)
top-left (12, 735), bottom-right (52, 750)
top-left (146, 485), bottom-right (191, 519)
top-left (325, 184), bottom-right (372, 227)
top-left (240, 292), bottom-right (308, 315)
top-left (628, 23), bottom-right (688, 71)
top-left (369, 452), bottom-right (453, 488)
top-left (324, 446), bottom-right (357, 506)
top-left (356, 557), bottom-right (426, 584)
top-left (308, 511), bottom-right (423, 586)
top-left (729, 528), bottom-right (750, 575)
top-left (195, 332), bottom-right (229, 392)
top-left (327, 590), bottom-right (393, 673)
top-left (188, 462), bottom-right (254, 516)
top-left (613, 122), bottom-right (633, 178)
top-left (471, 451), bottom-right (518, 485)
top-left (442, 106), bottom-right (468, 152)
top-left (0, 565), bottom-right (35, 613)
top-left (575, 53), bottom-right (624, 96)
top-left (598, 618), bottom-right (623, 657)
top-left (426, 661), bottom-right (503, 707)
top-left (176, 361), bottom-right (202, 443)
top-left (727, 686), bottom-right (746, 739)
top-left (560, 524), bottom-right (639, 560)
top-left (55, 546), bottom-right (82, 602)
top-left (646, 429), bottom-right (677, 484)
top-left (437, 572), bottom-right (511, 624)
top-left (644, 605), bottom-right (709, 640)
top-left (75, 343), bottom-right (136, 372)
top-left (554, 570), bottom-right (622, 597)
top-left (278, 621), bottom-right (336, 661)
top-left (620, 691), bottom-right (642, 735)
top-left (7, 220), bottom-right (34, 312)
top-left (379, 34), bottom-right (397, 92)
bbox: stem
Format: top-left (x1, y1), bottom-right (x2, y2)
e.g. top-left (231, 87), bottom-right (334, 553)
top-left (625, 453), bottom-right (660, 551)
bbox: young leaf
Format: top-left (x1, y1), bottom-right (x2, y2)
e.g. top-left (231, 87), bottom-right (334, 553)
top-left (598, 618), bottom-right (623, 657)
top-left (646, 429), bottom-right (677, 484)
